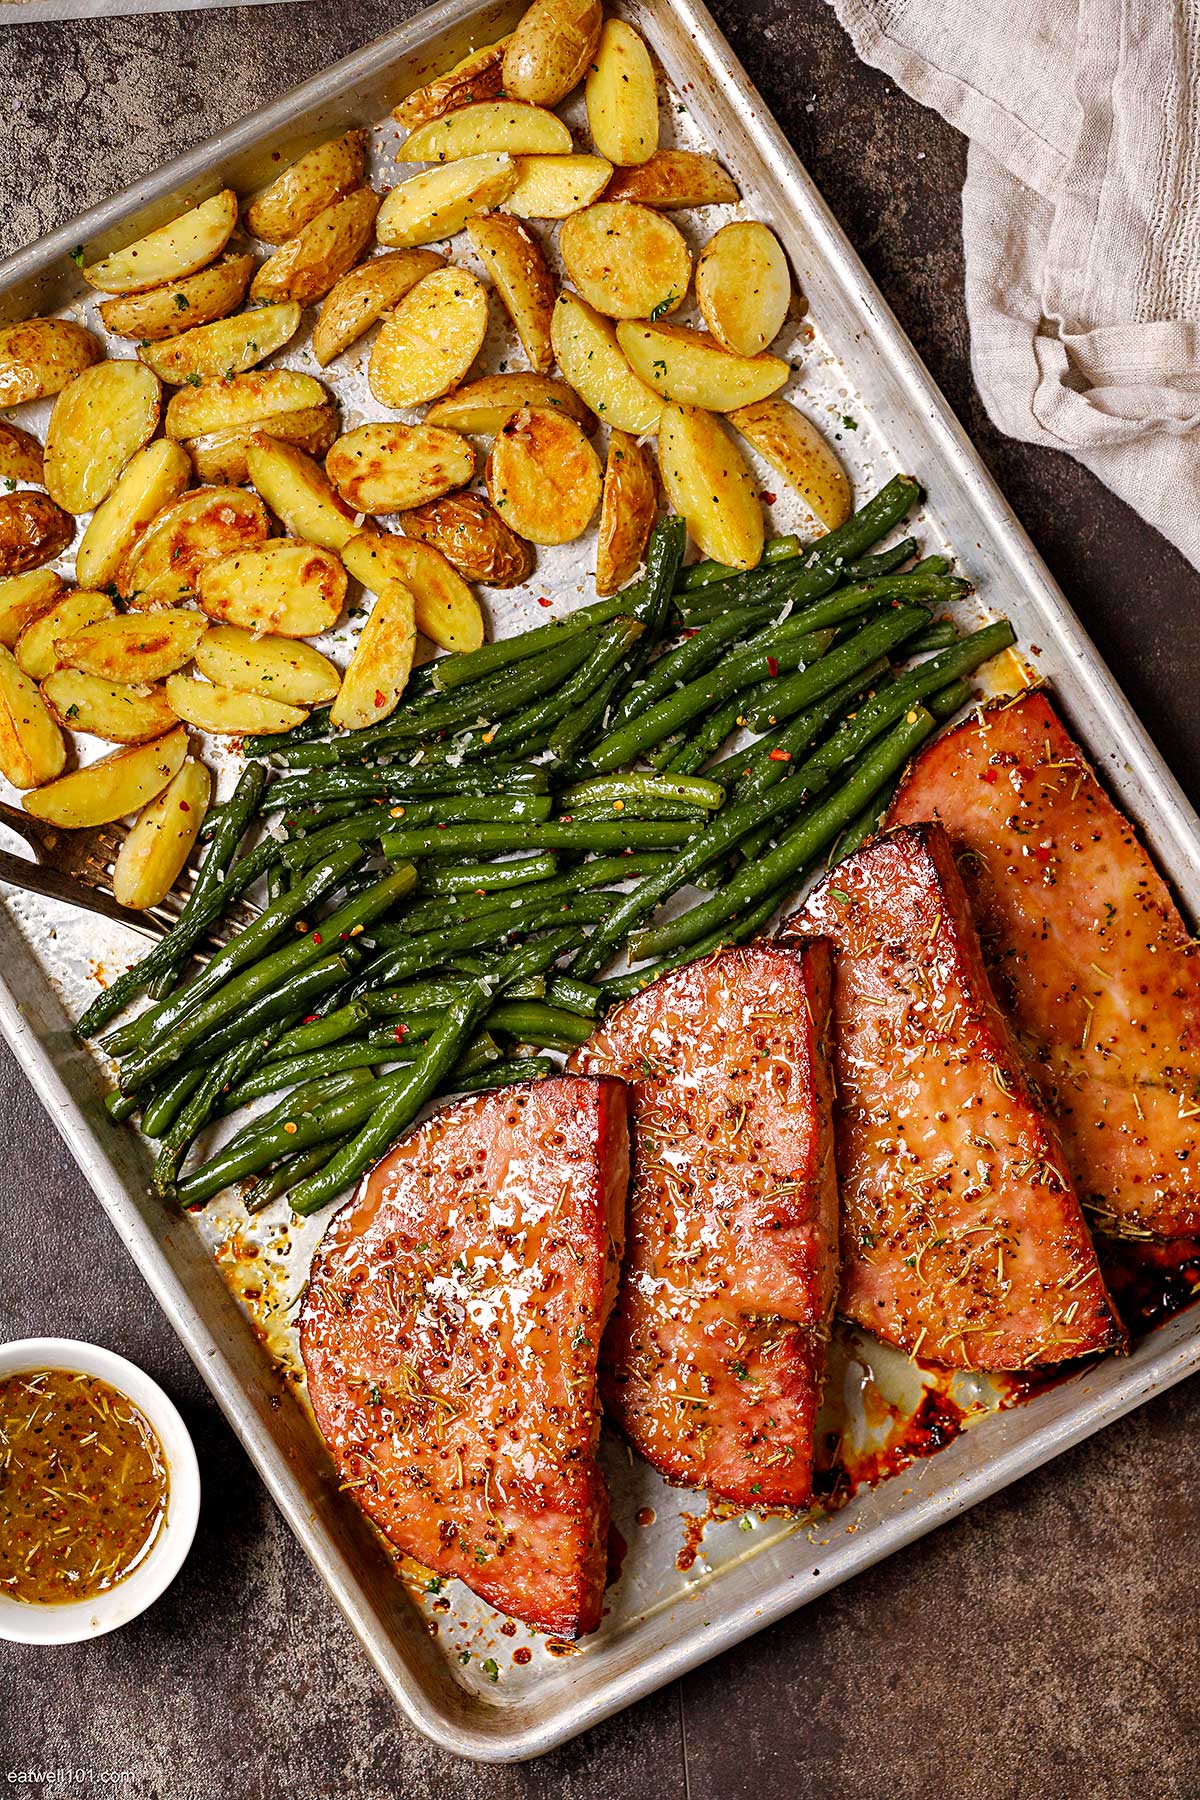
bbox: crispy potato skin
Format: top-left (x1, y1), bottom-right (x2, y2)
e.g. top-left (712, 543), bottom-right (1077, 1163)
top-left (0, 421), bottom-right (44, 486)
top-left (425, 371), bottom-right (594, 434)
top-left (249, 188), bottom-right (380, 306)
top-left (401, 492), bottom-right (534, 587)
top-left (466, 213), bottom-right (557, 373)
top-left (0, 647), bottom-right (67, 789)
top-left (97, 254), bottom-right (254, 342)
top-left (393, 37), bottom-right (509, 128)
top-left (0, 493), bottom-right (74, 579)
top-left (502, 0), bottom-right (603, 106)
top-left (81, 191), bottom-right (238, 294)
top-left (559, 202), bottom-right (691, 320)
top-left (603, 149), bottom-right (739, 209)
top-left (728, 398), bottom-right (851, 530)
top-left (485, 403), bottom-right (602, 546)
top-left (311, 248), bottom-right (445, 367)
top-left (0, 571), bottom-right (64, 651)
top-left (596, 431), bottom-right (656, 594)
top-left (245, 130), bottom-right (367, 245)
top-left (0, 320), bottom-right (101, 408)
top-left (326, 422), bottom-right (475, 515)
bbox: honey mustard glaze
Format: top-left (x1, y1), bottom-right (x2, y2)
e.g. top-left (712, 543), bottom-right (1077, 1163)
top-left (0, 1369), bottom-right (169, 1606)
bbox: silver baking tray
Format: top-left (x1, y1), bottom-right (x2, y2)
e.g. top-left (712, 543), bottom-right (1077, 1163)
top-left (2, 0), bottom-right (1200, 1762)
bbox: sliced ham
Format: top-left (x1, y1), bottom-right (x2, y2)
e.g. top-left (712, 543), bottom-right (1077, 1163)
top-left (785, 823), bottom-right (1124, 1369)
top-left (572, 942), bottom-right (839, 1509)
top-left (890, 691), bottom-right (1200, 1239)
top-left (299, 1075), bottom-right (628, 1637)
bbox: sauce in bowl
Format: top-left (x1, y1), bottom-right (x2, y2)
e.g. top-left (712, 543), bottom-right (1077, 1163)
top-left (0, 1368), bottom-right (170, 1606)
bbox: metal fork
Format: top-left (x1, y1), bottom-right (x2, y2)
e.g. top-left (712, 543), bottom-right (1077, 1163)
top-left (0, 800), bottom-right (259, 943)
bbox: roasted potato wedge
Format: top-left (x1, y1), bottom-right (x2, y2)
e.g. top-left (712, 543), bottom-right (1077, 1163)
top-left (596, 431), bottom-right (657, 594)
top-left (466, 214), bottom-right (556, 372)
top-left (185, 406), bottom-right (337, 485)
top-left (139, 303), bottom-right (302, 386)
top-left (616, 319), bottom-right (789, 412)
top-left (403, 101), bottom-right (571, 162)
top-left (604, 150), bottom-right (740, 209)
top-left (728, 398), bottom-right (852, 530)
top-left (245, 130), bottom-right (367, 245)
top-left (311, 248), bottom-right (445, 366)
top-left (0, 421), bottom-right (44, 486)
top-left (394, 37), bottom-right (509, 128)
top-left (326, 422), bottom-right (475, 514)
top-left (244, 435), bottom-right (361, 553)
top-left (330, 580), bottom-right (416, 730)
top-left (44, 361), bottom-right (162, 514)
top-left (503, 154), bottom-right (612, 219)
top-left (0, 571), bottom-right (63, 651)
top-left (112, 758), bottom-right (211, 910)
top-left (585, 20), bottom-right (658, 168)
top-left (97, 254), bottom-right (255, 343)
top-left (76, 440), bottom-right (193, 592)
top-left (249, 188), bottom-right (380, 306)
top-left (376, 154), bottom-right (517, 249)
top-left (342, 532), bottom-right (484, 651)
top-left (196, 540), bottom-right (347, 637)
top-left (56, 611), bottom-right (207, 684)
top-left (503, 0), bottom-right (602, 106)
top-left (368, 267), bottom-right (489, 408)
top-left (0, 320), bottom-right (101, 408)
top-left (164, 369), bottom-right (328, 439)
top-left (42, 669), bottom-right (179, 745)
top-left (696, 223), bottom-right (791, 356)
top-left (559, 202), bottom-right (690, 320)
top-left (164, 673), bottom-right (307, 736)
top-left (485, 403), bottom-right (601, 545)
top-left (658, 403), bottom-right (763, 571)
top-left (0, 647), bottom-right (66, 789)
top-left (17, 589), bottom-right (116, 681)
top-left (425, 371), bottom-right (593, 434)
top-left (400, 492), bottom-right (533, 588)
top-left (118, 486), bottom-right (270, 607)
top-left (0, 493), bottom-right (74, 580)
top-left (550, 291), bottom-right (663, 434)
top-left (195, 625), bottom-right (340, 705)
top-left (82, 192), bottom-right (238, 293)
top-left (24, 727), bottom-right (188, 827)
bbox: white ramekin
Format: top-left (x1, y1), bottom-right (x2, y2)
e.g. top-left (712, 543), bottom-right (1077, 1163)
top-left (0, 1336), bottom-right (201, 1645)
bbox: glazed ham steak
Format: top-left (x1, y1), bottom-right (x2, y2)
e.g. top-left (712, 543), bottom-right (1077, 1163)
top-left (299, 1075), bottom-right (629, 1637)
top-left (788, 824), bottom-right (1123, 1369)
top-left (891, 691), bottom-right (1200, 1240)
top-left (571, 943), bottom-right (839, 1509)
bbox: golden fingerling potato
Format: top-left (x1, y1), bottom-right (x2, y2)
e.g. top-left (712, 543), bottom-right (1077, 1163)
top-left (24, 727), bottom-right (189, 827)
top-left (596, 431), bottom-right (657, 595)
top-left (195, 626), bottom-right (340, 706)
top-left (17, 589), bottom-right (117, 681)
top-left (330, 580), bottom-right (417, 730)
top-left (0, 493), bottom-right (74, 580)
top-left (139, 303), bottom-right (302, 385)
top-left (368, 267), bottom-right (489, 408)
top-left (394, 38), bottom-right (509, 128)
top-left (0, 421), bottom-right (45, 487)
top-left (485, 403), bottom-right (602, 546)
top-left (55, 611), bottom-right (207, 684)
top-left (184, 406), bottom-right (337, 486)
top-left (0, 320), bottom-right (100, 408)
top-left (245, 130), bottom-right (367, 244)
top-left (164, 673), bottom-right (308, 736)
top-left (402, 101), bottom-right (571, 162)
top-left (197, 540), bottom-right (347, 637)
top-left (249, 188), bottom-right (380, 306)
top-left (658, 403), bottom-right (764, 571)
top-left (82, 191), bottom-right (238, 294)
top-left (376, 155), bottom-right (517, 248)
top-left (401, 492), bottom-right (534, 588)
top-left (75, 438), bottom-right (193, 591)
top-left (425, 371), bottom-right (593, 435)
top-left (325, 422), bottom-right (475, 515)
top-left (244, 435), bottom-right (362, 554)
top-left (503, 0), bottom-right (603, 106)
top-left (112, 758), bottom-right (211, 909)
top-left (616, 318), bottom-right (789, 412)
top-left (696, 222), bottom-right (791, 356)
top-left (42, 670), bottom-right (179, 745)
top-left (0, 647), bottom-right (67, 789)
top-left (118, 487), bottom-right (271, 608)
top-left (341, 532), bottom-right (484, 652)
top-left (44, 361), bottom-right (163, 514)
top-left (603, 149), bottom-right (739, 209)
top-left (728, 398), bottom-right (852, 530)
top-left (466, 214), bottom-right (557, 373)
top-left (585, 20), bottom-right (659, 167)
top-left (311, 248), bottom-right (445, 367)
top-left (0, 571), bottom-right (64, 651)
top-left (559, 202), bottom-right (691, 320)
top-left (98, 255), bottom-right (254, 342)
top-left (502, 154), bottom-right (612, 219)
top-left (550, 291), bottom-right (663, 434)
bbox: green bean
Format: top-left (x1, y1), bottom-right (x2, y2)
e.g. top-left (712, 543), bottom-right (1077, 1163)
top-left (263, 760), bottom-right (551, 813)
top-left (560, 772), bottom-right (725, 812)
top-left (628, 708), bottom-right (936, 959)
top-left (603, 879), bottom-right (795, 1001)
top-left (147, 762), bottom-right (268, 1000)
top-left (378, 819), bottom-right (698, 860)
top-left (928, 677), bottom-right (974, 719)
top-left (245, 1142), bottom-right (338, 1214)
top-left (742, 606), bottom-right (931, 733)
top-left (449, 1058), bottom-right (553, 1094)
top-left (265, 1000), bottom-right (371, 1062)
top-left (117, 865), bottom-right (418, 1093)
top-left (603, 605), bottom-right (771, 735)
top-left (103, 844), bottom-right (367, 1061)
top-left (844, 538), bottom-right (920, 580)
top-left (480, 617), bottom-right (644, 755)
top-left (361, 892), bottom-right (619, 990)
top-left (154, 1029), bottom-right (275, 1195)
top-left (420, 853), bottom-right (559, 895)
top-left (180, 953), bottom-right (357, 1067)
top-left (177, 1070), bottom-right (380, 1208)
top-left (545, 973), bottom-right (602, 1016)
top-left (363, 979), bottom-right (476, 1016)
top-left (391, 852), bottom-right (670, 938)
top-left (103, 1089), bottom-right (141, 1125)
top-left (243, 707), bottom-right (333, 758)
top-left (486, 1000), bottom-right (595, 1049)
top-left (564, 798), bottom-right (710, 823)
top-left (223, 1039), bottom-right (411, 1109)
top-left (678, 532), bottom-right (804, 590)
top-left (677, 565), bottom-right (964, 631)
top-left (140, 1067), bottom-right (205, 1140)
top-left (825, 779), bottom-right (900, 867)
top-left (662, 693), bottom-right (753, 775)
top-left (429, 596), bottom-right (638, 691)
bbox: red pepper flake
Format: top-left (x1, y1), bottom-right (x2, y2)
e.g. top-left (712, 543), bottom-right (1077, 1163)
top-left (1033, 844), bottom-right (1053, 864)
top-left (436, 822), bottom-right (447, 829)
top-left (179, 800), bottom-right (190, 813)
top-left (768, 748), bottom-right (791, 762)
top-left (537, 597), bottom-right (552, 609)
top-left (374, 689), bottom-right (386, 708)
top-left (682, 628), bottom-right (698, 638)
top-left (766, 657), bottom-right (779, 677)
top-left (760, 490), bottom-right (777, 505)
top-left (560, 814), bottom-right (572, 823)
top-left (981, 769), bottom-right (998, 784)
top-left (339, 931), bottom-right (349, 941)
top-left (311, 931), bottom-right (322, 945)
top-left (393, 1024), bottom-right (408, 1042)
top-left (302, 1014), bottom-right (319, 1025)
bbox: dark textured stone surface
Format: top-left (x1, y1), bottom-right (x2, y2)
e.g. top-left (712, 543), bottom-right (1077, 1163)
top-left (1, 3), bottom-right (1198, 1795)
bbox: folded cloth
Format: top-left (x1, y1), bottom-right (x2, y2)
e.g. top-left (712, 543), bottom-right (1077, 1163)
top-left (830, 0), bottom-right (1200, 568)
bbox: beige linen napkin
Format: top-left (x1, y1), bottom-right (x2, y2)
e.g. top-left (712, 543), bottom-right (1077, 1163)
top-left (830, 0), bottom-right (1200, 568)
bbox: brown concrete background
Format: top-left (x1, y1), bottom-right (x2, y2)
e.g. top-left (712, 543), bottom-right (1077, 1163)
top-left (0, 3), bottom-right (1198, 1796)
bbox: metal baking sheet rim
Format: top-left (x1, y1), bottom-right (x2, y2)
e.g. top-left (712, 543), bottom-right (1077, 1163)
top-left (1, 0), bottom-right (1199, 1763)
